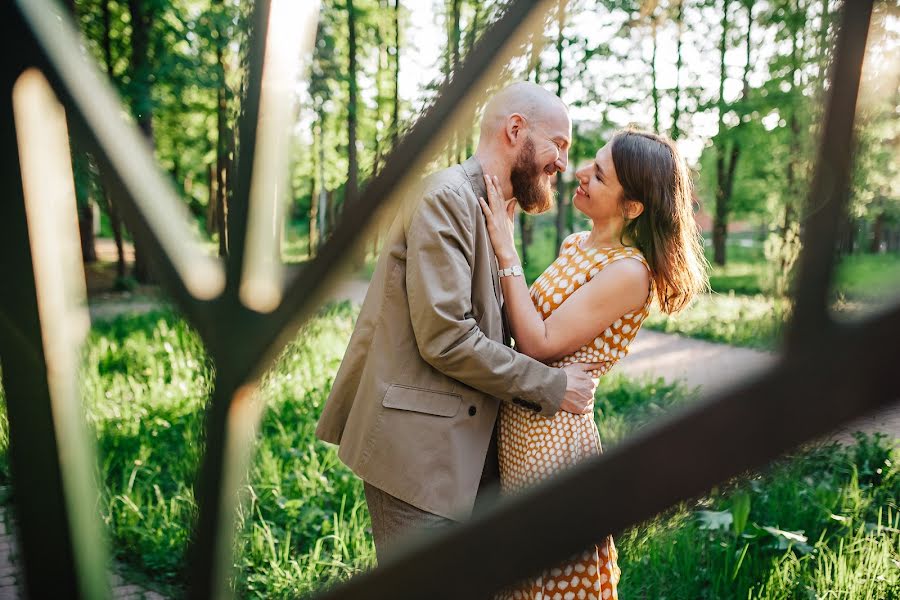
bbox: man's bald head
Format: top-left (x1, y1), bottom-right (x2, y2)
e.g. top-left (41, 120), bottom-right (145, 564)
top-left (472, 82), bottom-right (571, 216)
top-left (479, 82), bottom-right (569, 140)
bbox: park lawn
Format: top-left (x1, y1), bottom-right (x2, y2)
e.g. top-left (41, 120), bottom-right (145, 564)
top-left (643, 293), bottom-right (788, 350)
top-left (0, 308), bottom-right (897, 598)
top-left (646, 248), bottom-right (899, 350)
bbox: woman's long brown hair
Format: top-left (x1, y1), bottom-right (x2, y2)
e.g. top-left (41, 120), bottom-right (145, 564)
top-left (610, 129), bottom-right (709, 314)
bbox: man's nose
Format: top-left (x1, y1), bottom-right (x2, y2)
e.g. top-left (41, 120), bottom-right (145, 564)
top-left (555, 150), bottom-right (568, 172)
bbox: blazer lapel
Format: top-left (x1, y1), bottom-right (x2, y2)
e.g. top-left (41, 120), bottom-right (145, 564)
top-left (461, 157), bottom-right (503, 309)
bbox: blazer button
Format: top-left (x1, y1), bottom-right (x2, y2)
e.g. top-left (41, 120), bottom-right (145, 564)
top-left (468, 405), bottom-right (477, 416)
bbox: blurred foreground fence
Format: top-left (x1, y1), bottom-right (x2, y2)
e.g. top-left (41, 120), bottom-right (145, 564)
top-left (0, 0), bottom-right (895, 598)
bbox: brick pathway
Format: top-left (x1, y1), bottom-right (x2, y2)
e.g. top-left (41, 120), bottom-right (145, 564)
top-left (0, 499), bottom-right (168, 599)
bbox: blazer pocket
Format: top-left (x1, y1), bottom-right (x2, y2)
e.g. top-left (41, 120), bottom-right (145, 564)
top-left (382, 384), bottom-right (462, 418)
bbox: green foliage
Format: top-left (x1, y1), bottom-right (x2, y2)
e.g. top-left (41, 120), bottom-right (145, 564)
top-left (69, 305), bottom-right (368, 593)
top-left (618, 434), bottom-right (900, 599)
top-left (644, 293), bottom-right (788, 350)
top-left (595, 374), bottom-right (698, 447)
top-left (834, 253), bottom-right (900, 303)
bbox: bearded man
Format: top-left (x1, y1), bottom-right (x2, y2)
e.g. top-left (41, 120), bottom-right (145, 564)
top-left (315, 82), bottom-right (599, 561)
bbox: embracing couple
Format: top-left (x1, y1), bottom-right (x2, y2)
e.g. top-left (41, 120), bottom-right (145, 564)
top-left (316, 82), bottom-right (707, 599)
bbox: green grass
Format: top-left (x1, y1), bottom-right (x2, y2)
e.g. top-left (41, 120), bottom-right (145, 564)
top-left (618, 433), bottom-right (900, 599)
top-left (9, 305), bottom-right (370, 596)
top-left (835, 253), bottom-right (900, 302)
top-left (0, 308), bottom-right (897, 598)
top-left (644, 293), bottom-right (788, 350)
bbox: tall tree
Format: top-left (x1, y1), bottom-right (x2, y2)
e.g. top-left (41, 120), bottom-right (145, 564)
top-left (520, 33), bottom-right (543, 269)
top-left (346, 0), bottom-right (360, 212)
top-left (554, 0), bottom-right (568, 251)
top-left (212, 0), bottom-right (231, 257)
top-left (670, 0), bottom-right (685, 140)
top-left (392, 0), bottom-right (401, 146)
top-left (446, 0), bottom-right (462, 164)
top-left (63, 0), bottom-right (98, 265)
top-left (711, 0), bottom-right (753, 266)
top-left (646, 3), bottom-right (661, 133)
top-left (101, 0), bottom-right (127, 279)
top-left (127, 0), bottom-right (155, 282)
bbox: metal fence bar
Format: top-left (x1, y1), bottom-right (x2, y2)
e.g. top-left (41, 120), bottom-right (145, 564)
top-left (183, 3), bottom-right (272, 597)
top-left (0, 57), bottom-right (109, 600)
top-left (224, 0), bottom-right (272, 296)
top-left (1, 0), bottom-right (891, 599)
top-left (10, 0), bottom-right (225, 333)
top-left (787, 0), bottom-right (874, 348)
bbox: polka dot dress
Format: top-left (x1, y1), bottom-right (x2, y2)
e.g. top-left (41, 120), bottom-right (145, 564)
top-left (495, 232), bottom-right (653, 600)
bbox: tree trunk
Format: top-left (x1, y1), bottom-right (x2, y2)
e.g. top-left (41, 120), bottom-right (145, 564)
top-left (98, 0), bottom-right (127, 278)
top-left (519, 211), bottom-right (532, 268)
top-left (670, 0), bottom-right (685, 140)
top-left (206, 162), bottom-right (217, 235)
top-left (213, 0), bottom-right (230, 257)
top-left (346, 0), bottom-right (359, 213)
top-left (392, 0), bottom-right (401, 146)
top-left (316, 116), bottom-right (328, 241)
top-left (309, 177), bottom-right (318, 259)
top-left (463, 1), bottom-right (483, 156)
top-left (128, 0), bottom-right (154, 283)
top-left (78, 203), bottom-right (97, 264)
top-left (712, 0), bottom-right (731, 266)
top-left (650, 14), bottom-right (660, 133)
top-left (63, 0), bottom-right (98, 266)
top-left (447, 0), bottom-right (462, 164)
top-left (871, 212), bottom-right (884, 253)
top-left (554, 0), bottom-right (567, 251)
top-left (326, 188), bottom-right (336, 235)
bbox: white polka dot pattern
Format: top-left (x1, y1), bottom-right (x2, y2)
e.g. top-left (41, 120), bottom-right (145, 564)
top-left (495, 233), bottom-right (653, 600)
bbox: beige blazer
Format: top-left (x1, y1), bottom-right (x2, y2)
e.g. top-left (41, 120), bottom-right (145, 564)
top-left (315, 157), bottom-right (567, 520)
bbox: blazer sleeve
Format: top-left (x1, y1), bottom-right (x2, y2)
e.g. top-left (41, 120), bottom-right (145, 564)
top-left (405, 187), bottom-right (567, 415)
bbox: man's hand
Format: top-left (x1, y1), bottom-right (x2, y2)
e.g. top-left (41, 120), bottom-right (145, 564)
top-left (560, 363), bottom-right (601, 415)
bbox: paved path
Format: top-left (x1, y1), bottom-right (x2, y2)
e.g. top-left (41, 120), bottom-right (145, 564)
top-left (611, 329), bottom-right (899, 444)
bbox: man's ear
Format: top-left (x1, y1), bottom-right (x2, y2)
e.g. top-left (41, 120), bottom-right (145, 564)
top-left (625, 199), bottom-right (644, 220)
top-left (505, 113), bottom-right (526, 146)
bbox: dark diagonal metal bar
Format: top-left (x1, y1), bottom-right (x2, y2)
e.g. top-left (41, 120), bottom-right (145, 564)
top-left (11, 0), bottom-right (224, 337)
top-left (234, 0), bottom-right (555, 385)
top-left (312, 304), bottom-right (898, 600)
top-left (308, 2), bottom-right (880, 598)
top-left (224, 0), bottom-right (272, 294)
top-left (787, 0), bottom-right (875, 348)
top-left (184, 3), bottom-right (274, 598)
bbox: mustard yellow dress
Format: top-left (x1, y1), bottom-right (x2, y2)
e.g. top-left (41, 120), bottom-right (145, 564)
top-left (496, 232), bottom-right (653, 600)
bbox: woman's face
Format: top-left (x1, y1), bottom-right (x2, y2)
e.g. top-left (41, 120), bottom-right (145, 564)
top-left (572, 144), bottom-right (626, 222)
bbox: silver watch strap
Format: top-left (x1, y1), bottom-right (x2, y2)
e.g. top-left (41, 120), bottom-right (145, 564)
top-left (498, 265), bottom-right (523, 278)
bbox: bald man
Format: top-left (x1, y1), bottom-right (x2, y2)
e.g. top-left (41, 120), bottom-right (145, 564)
top-left (316, 82), bottom-right (598, 561)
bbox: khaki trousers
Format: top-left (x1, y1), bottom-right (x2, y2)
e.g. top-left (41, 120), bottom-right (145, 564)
top-left (363, 481), bottom-right (452, 563)
top-left (362, 428), bottom-right (501, 563)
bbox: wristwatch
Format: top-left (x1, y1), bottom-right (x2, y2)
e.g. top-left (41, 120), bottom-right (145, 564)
top-left (498, 265), bottom-right (523, 278)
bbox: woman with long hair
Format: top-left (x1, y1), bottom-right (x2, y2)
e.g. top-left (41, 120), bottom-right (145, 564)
top-left (480, 129), bottom-right (709, 599)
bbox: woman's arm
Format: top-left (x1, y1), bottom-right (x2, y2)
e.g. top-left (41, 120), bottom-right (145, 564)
top-left (479, 175), bottom-right (650, 363)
